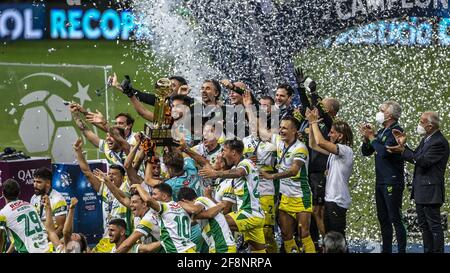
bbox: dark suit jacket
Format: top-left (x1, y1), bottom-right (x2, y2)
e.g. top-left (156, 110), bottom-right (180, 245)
top-left (402, 130), bottom-right (449, 205)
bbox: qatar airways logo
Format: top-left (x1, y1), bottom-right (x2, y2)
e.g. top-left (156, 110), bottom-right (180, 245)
top-left (334, 0), bottom-right (449, 20)
top-left (17, 169), bottom-right (37, 185)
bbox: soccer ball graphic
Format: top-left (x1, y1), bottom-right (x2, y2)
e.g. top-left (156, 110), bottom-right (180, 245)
top-left (18, 90), bottom-right (78, 163)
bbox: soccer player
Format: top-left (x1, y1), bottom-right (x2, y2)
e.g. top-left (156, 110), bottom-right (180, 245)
top-left (205, 155), bottom-right (236, 214)
top-left (114, 191), bottom-right (162, 253)
top-left (260, 116), bottom-right (316, 253)
top-left (30, 167), bottom-right (67, 238)
top-left (178, 139), bottom-right (236, 215)
top-left (178, 187), bottom-right (236, 253)
top-left (131, 183), bottom-right (197, 253)
top-left (190, 123), bottom-right (223, 166)
top-left (108, 219), bottom-right (128, 253)
top-left (243, 128), bottom-right (278, 253)
top-left (163, 149), bottom-right (202, 201)
top-left (199, 139), bottom-right (266, 253)
top-left (73, 138), bottom-right (133, 252)
top-left (0, 179), bottom-right (50, 253)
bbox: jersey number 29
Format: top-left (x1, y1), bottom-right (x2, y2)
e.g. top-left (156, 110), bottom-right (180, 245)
top-left (17, 211), bottom-right (43, 237)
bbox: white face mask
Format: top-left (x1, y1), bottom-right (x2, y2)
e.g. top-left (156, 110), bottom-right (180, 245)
top-left (375, 112), bottom-right (385, 124)
top-left (416, 124), bottom-right (427, 136)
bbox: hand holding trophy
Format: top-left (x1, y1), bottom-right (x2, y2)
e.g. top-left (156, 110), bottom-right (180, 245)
top-left (143, 78), bottom-right (177, 163)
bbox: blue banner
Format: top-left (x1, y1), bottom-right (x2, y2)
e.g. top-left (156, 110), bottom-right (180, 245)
top-left (52, 161), bottom-right (107, 245)
top-left (0, 4), bottom-right (45, 40)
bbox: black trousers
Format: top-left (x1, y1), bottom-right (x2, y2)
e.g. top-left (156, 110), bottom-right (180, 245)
top-left (415, 203), bottom-right (444, 253)
top-left (375, 183), bottom-right (407, 253)
top-left (324, 201), bottom-right (347, 240)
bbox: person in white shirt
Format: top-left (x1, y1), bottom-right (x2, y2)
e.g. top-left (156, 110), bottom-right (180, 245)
top-left (306, 108), bottom-right (354, 242)
top-left (30, 167), bottom-right (67, 238)
top-left (0, 179), bottom-right (50, 253)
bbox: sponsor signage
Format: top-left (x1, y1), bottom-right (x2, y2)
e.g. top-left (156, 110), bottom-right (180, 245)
top-left (325, 17), bottom-right (450, 46)
top-left (0, 3), bottom-right (136, 40)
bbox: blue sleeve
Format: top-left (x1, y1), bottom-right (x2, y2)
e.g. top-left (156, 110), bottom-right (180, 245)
top-left (184, 157), bottom-right (197, 175)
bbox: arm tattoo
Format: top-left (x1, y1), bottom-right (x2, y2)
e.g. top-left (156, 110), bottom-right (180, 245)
top-left (272, 169), bottom-right (296, 180)
top-left (217, 168), bottom-right (243, 178)
top-left (72, 112), bottom-right (87, 131)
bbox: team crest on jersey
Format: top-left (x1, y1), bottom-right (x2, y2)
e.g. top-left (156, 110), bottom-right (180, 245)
top-left (183, 180), bottom-right (190, 186)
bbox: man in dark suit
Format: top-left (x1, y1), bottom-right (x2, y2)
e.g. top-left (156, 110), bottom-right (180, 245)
top-left (388, 111), bottom-right (449, 253)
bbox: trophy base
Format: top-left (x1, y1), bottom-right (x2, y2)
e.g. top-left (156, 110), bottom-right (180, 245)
top-left (143, 122), bottom-right (178, 147)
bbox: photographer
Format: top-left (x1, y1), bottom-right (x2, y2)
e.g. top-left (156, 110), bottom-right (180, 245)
top-left (294, 68), bottom-right (336, 246)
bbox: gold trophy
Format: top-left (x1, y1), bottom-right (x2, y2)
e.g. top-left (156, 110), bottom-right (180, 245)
top-left (143, 78), bottom-right (176, 147)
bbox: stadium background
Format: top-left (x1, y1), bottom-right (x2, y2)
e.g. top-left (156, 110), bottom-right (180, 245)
top-left (1, 0), bottom-right (449, 251)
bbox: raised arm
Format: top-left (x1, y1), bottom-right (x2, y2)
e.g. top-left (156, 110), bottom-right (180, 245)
top-left (109, 126), bottom-right (131, 155)
top-left (307, 82), bottom-right (333, 131)
top-left (93, 169), bottom-right (131, 208)
top-left (178, 139), bottom-right (210, 167)
top-left (43, 195), bottom-right (62, 250)
top-left (308, 119), bottom-right (330, 155)
top-left (130, 96), bottom-right (155, 122)
top-left (70, 104), bottom-right (101, 148)
top-left (53, 214), bottom-right (66, 239)
top-left (306, 108), bottom-right (334, 155)
top-left (124, 134), bottom-right (144, 185)
top-left (110, 72), bottom-right (156, 106)
top-left (133, 148), bottom-right (146, 171)
top-left (242, 90), bottom-right (260, 137)
top-left (73, 138), bottom-right (102, 192)
top-left (85, 110), bottom-right (109, 133)
top-left (294, 67), bottom-right (312, 110)
top-left (131, 184), bottom-right (161, 212)
top-left (63, 198), bottom-right (78, 246)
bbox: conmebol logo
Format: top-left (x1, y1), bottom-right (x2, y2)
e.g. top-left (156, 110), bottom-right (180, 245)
top-left (0, 4), bottom-right (45, 40)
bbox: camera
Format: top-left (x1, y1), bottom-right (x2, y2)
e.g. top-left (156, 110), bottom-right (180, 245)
top-left (121, 75), bottom-right (135, 97)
